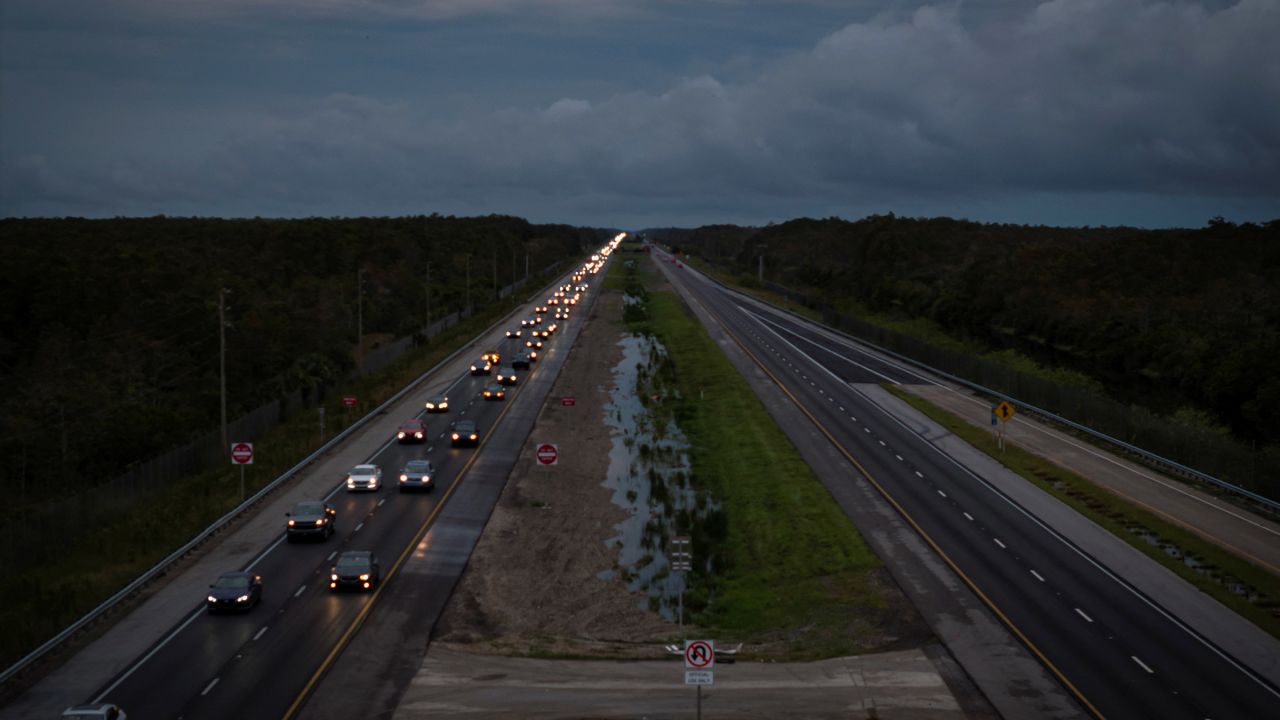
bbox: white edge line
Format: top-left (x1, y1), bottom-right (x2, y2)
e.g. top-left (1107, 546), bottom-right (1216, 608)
top-left (1076, 608), bottom-right (1094, 623)
top-left (253, 626), bottom-right (268, 641)
top-left (93, 606), bottom-right (204, 701)
top-left (1031, 569), bottom-right (1046, 582)
top-left (847, 383), bottom-right (1280, 699)
top-left (294, 585), bottom-right (307, 598)
top-left (1132, 656), bottom-right (1154, 674)
top-left (201, 677), bottom-right (220, 696)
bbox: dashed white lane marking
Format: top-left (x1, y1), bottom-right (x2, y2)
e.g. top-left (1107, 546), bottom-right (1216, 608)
top-left (993, 538), bottom-right (1007, 549)
top-left (294, 585), bottom-right (307, 598)
top-left (201, 678), bottom-right (220, 696)
top-left (1076, 608), bottom-right (1094, 623)
top-left (964, 512), bottom-right (974, 521)
top-left (354, 522), bottom-right (364, 532)
top-left (327, 551), bottom-right (337, 561)
top-left (838, 406), bottom-right (845, 412)
top-left (1031, 569), bottom-right (1045, 582)
top-left (914, 471), bottom-right (924, 478)
top-left (253, 626), bottom-right (268, 641)
top-left (864, 427), bottom-right (871, 433)
top-left (426, 445), bottom-right (434, 452)
top-left (937, 490), bottom-right (947, 498)
top-left (1132, 656), bottom-right (1154, 674)
top-left (878, 440), bottom-right (886, 446)
top-left (895, 454), bottom-right (903, 461)
top-left (377, 498), bottom-right (386, 506)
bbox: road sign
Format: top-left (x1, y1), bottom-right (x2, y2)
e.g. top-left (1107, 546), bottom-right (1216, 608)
top-left (684, 670), bottom-right (714, 685)
top-left (230, 442), bottom-right (254, 465)
top-left (536, 443), bottom-right (559, 466)
top-left (685, 639), bottom-right (714, 669)
top-left (561, 396), bottom-right (577, 407)
top-left (342, 395), bottom-right (358, 408)
top-left (994, 401), bottom-right (1016, 422)
top-left (670, 536), bottom-right (692, 572)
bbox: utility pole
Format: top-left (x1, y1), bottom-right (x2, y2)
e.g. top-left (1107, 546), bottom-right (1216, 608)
top-left (757, 244), bottom-right (767, 284)
top-left (425, 262), bottom-right (432, 333)
top-left (219, 287), bottom-right (231, 454)
top-left (356, 268), bottom-right (365, 373)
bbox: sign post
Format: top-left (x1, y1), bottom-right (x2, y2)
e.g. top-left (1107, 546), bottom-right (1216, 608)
top-left (993, 401), bottom-right (1016, 451)
top-left (535, 443), bottom-right (559, 466)
top-left (669, 536), bottom-right (692, 629)
top-left (230, 442), bottom-right (254, 500)
top-left (684, 639), bottom-right (715, 719)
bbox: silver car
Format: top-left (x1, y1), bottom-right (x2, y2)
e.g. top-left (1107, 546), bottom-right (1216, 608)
top-left (345, 464), bottom-right (382, 492)
top-left (398, 459), bottom-right (435, 492)
top-left (62, 706), bottom-right (126, 720)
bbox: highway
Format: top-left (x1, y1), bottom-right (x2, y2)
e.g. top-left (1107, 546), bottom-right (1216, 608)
top-left (650, 248), bottom-right (1280, 719)
top-left (76, 252), bottom-right (612, 719)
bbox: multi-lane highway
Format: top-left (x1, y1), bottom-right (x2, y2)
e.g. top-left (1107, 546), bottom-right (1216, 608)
top-left (650, 248), bottom-right (1280, 719)
top-left (68, 245), bottom-right (617, 720)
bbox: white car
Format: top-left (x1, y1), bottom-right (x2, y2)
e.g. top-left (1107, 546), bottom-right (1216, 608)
top-left (346, 464), bottom-right (382, 492)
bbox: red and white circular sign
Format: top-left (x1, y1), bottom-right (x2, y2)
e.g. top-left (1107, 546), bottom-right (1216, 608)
top-left (535, 443), bottom-right (558, 466)
top-left (230, 442), bottom-right (254, 465)
top-left (684, 640), bottom-right (715, 669)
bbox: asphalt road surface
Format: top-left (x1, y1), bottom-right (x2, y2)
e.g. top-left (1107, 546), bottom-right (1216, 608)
top-left (651, 249), bottom-right (1280, 720)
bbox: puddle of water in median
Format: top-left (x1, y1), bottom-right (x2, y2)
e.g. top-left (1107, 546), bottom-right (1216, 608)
top-left (598, 332), bottom-right (719, 620)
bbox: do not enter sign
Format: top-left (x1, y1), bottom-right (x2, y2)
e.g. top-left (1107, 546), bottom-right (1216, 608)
top-left (230, 442), bottom-right (254, 465)
top-left (535, 443), bottom-right (558, 466)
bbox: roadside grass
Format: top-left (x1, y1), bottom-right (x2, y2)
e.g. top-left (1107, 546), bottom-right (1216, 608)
top-left (0, 270), bottom-right (565, 673)
top-left (628, 258), bottom-right (906, 659)
top-left (884, 385), bottom-right (1280, 640)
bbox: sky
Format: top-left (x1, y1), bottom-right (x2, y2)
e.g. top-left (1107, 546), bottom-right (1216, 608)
top-left (1, 0), bottom-right (1277, 229)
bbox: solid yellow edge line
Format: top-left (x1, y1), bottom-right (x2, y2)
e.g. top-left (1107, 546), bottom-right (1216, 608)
top-left (281, 395), bottom-right (521, 720)
top-left (677, 274), bottom-right (1106, 720)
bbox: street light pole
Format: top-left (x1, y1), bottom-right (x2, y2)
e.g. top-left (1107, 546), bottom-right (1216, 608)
top-left (218, 287), bottom-right (231, 455)
top-left (356, 268), bottom-right (365, 372)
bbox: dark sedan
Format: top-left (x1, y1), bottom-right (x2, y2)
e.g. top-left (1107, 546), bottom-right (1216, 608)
top-left (424, 393), bottom-right (449, 413)
top-left (206, 571), bottom-right (262, 613)
top-left (399, 459), bottom-right (435, 492)
top-left (451, 420), bottom-right (480, 447)
top-left (330, 551), bottom-right (380, 591)
top-left (285, 500), bottom-right (336, 542)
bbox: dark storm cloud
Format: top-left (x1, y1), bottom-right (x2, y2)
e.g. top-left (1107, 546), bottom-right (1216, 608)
top-left (2, 0), bottom-right (1277, 226)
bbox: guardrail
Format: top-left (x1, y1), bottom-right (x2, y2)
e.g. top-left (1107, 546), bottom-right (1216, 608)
top-left (665, 249), bottom-right (1280, 515)
top-left (0, 261), bottom-right (578, 688)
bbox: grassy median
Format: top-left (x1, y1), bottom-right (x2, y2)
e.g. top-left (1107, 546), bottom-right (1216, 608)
top-left (618, 252), bottom-right (921, 659)
top-left (885, 385), bottom-right (1280, 640)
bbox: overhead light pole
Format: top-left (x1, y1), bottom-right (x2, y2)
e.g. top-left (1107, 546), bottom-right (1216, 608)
top-left (219, 287), bottom-right (231, 454)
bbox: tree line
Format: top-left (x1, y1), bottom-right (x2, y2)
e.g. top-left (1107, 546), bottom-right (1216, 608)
top-left (647, 215), bottom-right (1280, 452)
top-left (0, 215), bottom-right (610, 505)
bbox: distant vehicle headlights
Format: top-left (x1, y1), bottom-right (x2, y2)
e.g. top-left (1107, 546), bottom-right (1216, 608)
top-left (415, 431), bottom-right (424, 439)
top-left (359, 573), bottom-right (370, 581)
top-left (207, 595), bottom-right (217, 603)
top-left (330, 573), bottom-right (338, 581)
top-left (397, 432), bottom-right (406, 439)
top-left (451, 432), bottom-right (460, 440)
top-left (470, 433), bottom-right (478, 440)
top-left (400, 474), bottom-right (408, 481)
top-left (288, 519), bottom-right (296, 526)
top-left (236, 594), bottom-right (250, 603)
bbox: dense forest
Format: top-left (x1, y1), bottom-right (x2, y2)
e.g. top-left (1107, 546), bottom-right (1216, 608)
top-left (648, 216), bottom-right (1280, 451)
top-left (0, 215), bottom-right (608, 502)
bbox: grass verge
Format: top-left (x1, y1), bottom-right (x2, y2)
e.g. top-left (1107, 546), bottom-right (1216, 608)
top-left (620, 254), bottom-right (926, 659)
top-left (884, 385), bottom-right (1280, 640)
top-left (0, 268), bottom-right (566, 675)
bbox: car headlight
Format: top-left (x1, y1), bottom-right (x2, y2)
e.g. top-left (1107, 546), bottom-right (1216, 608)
top-left (347, 479), bottom-right (355, 485)
top-left (359, 573), bottom-right (370, 581)
top-left (331, 573), bottom-right (338, 581)
top-left (236, 594), bottom-right (250, 603)
top-left (317, 517), bottom-right (326, 524)
top-left (415, 432), bottom-right (423, 438)
top-left (400, 474), bottom-right (408, 481)
top-left (425, 403), bottom-right (434, 409)
top-left (288, 519), bottom-right (296, 526)
top-left (440, 402), bottom-right (448, 409)
top-left (452, 433), bottom-right (459, 440)
top-left (207, 595), bottom-right (217, 603)
top-left (469, 433), bottom-right (477, 440)
top-left (397, 432), bottom-right (406, 439)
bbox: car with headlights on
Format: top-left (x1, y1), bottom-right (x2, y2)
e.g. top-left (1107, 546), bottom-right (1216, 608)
top-left (481, 350), bottom-right (501, 364)
top-left (470, 358), bottom-right (492, 375)
top-left (482, 384), bottom-right (506, 401)
top-left (525, 337), bottom-right (544, 350)
top-left (346, 463), bottom-right (382, 492)
top-left (61, 704), bottom-right (127, 720)
top-left (424, 393), bottom-right (449, 413)
top-left (496, 367), bottom-right (518, 385)
top-left (399, 459), bottom-right (435, 492)
top-left (505, 327), bottom-right (523, 338)
top-left (206, 571), bottom-right (262, 613)
top-left (330, 551), bottom-right (380, 591)
top-left (286, 500), bottom-right (336, 542)
top-left (512, 350), bottom-right (535, 369)
top-left (451, 420), bottom-right (480, 447)
top-left (396, 418), bottom-right (428, 443)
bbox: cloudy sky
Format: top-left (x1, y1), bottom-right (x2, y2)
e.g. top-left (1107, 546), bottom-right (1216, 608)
top-left (2, 0), bottom-right (1277, 228)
